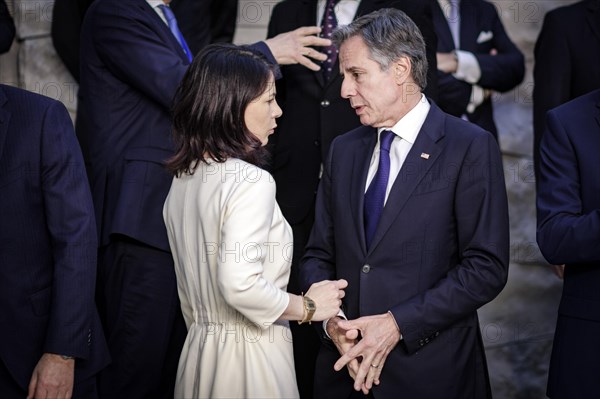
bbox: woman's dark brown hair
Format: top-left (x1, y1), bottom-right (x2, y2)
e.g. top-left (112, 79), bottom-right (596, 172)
top-left (166, 43), bottom-right (277, 176)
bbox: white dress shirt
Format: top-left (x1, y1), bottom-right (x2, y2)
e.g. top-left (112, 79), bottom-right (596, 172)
top-left (365, 94), bottom-right (431, 205)
top-left (317, 0), bottom-right (360, 26)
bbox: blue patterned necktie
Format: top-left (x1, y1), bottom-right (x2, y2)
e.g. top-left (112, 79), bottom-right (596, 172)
top-left (364, 130), bottom-right (395, 249)
top-left (320, 0), bottom-right (340, 80)
top-left (158, 4), bottom-right (193, 62)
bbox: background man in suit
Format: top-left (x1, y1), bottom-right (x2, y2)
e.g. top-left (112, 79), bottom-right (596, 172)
top-left (533, 0), bottom-right (600, 180)
top-left (77, 0), bottom-right (334, 397)
top-left (0, 0), bottom-right (14, 54)
top-left (433, 0), bottom-right (524, 139)
top-left (0, 84), bottom-right (109, 398)
top-left (267, 2), bottom-right (438, 395)
top-left (77, 1), bottom-right (206, 396)
top-left (51, 0), bottom-right (238, 82)
top-left (301, 9), bottom-right (509, 398)
top-left (536, 88), bottom-right (600, 399)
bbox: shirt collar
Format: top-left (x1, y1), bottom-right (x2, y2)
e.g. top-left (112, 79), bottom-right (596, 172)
top-left (378, 94), bottom-right (430, 145)
top-left (146, 0), bottom-right (166, 9)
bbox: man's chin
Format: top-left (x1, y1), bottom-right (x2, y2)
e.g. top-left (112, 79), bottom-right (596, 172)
top-left (358, 115), bottom-right (371, 126)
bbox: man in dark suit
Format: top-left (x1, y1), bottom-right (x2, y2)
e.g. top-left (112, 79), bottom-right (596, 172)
top-left (301, 9), bottom-right (509, 398)
top-left (533, 0), bottom-right (600, 180)
top-left (536, 88), bottom-right (600, 399)
top-left (51, 0), bottom-right (237, 82)
top-left (77, 1), bottom-right (333, 397)
top-left (77, 1), bottom-right (195, 397)
top-left (0, 0), bottom-right (15, 54)
top-left (267, 2), bottom-right (438, 396)
top-left (0, 84), bottom-right (109, 398)
top-left (433, 0), bottom-right (524, 139)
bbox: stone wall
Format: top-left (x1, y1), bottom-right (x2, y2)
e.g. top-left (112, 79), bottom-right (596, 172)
top-left (0, 0), bottom-right (77, 118)
top-left (0, 1), bottom-right (580, 397)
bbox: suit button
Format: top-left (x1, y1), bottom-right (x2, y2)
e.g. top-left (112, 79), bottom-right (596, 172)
top-left (314, 140), bottom-right (320, 146)
top-left (362, 264), bottom-right (371, 273)
top-left (321, 100), bottom-right (330, 107)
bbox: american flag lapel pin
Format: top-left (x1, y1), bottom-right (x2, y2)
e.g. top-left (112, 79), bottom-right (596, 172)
top-left (421, 152), bottom-right (430, 159)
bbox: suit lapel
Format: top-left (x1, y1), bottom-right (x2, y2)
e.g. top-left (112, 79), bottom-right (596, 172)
top-left (367, 102), bottom-right (447, 254)
top-left (432, 0), bottom-right (455, 51)
top-left (0, 86), bottom-right (9, 162)
top-left (297, 0), bottom-right (318, 34)
top-left (587, 0), bottom-right (600, 45)
top-left (349, 127), bottom-right (377, 254)
top-left (459, 0), bottom-right (477, 52)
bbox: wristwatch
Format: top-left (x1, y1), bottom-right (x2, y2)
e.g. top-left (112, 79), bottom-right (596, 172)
top-left (298, 295), bottom-right (316, 325)
top-left (60, 355), bottom-right (74, 360)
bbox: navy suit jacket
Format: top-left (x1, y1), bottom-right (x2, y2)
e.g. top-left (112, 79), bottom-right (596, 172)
top-left (267, 0), bottom-right (439, 226)
top-left (77, 0), bottom-right (190, 251)
top-left (0, 84), bottom-right (109, 391)
top-left (537, 89), bottom-right (600, 398)
top-left (533, 0), bottom-right (600, 179)
top-left (301, 101), bottom-right (509, 398)
top-left (433, 0), bottom-right (524, 138)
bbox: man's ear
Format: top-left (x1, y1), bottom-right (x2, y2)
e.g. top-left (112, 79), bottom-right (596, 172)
top-left (394, 56), bottom-right (411, 85)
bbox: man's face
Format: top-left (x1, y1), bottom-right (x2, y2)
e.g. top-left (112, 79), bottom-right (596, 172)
top-left (339, 36), bottom-right (405, 128)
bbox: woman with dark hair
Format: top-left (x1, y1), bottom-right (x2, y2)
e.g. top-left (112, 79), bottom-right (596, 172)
top-left (163, 44), bottom-right (347, 398)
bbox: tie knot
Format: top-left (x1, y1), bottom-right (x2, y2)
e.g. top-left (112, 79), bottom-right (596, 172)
top-left (158, 4), bottom-right (175, 23)
top-left (379, 130), bottom-right (395, 152)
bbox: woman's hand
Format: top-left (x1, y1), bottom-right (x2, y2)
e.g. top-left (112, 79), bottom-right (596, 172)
top-left (306, 279), bottom-right (347, 321)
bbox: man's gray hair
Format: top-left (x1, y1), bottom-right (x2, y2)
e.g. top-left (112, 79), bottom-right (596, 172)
top-left (332, 8), bottom-right (428, 90)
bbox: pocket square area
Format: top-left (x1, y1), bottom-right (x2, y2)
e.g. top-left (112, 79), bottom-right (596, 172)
top-left (477, 31), bottom-right (493, 43)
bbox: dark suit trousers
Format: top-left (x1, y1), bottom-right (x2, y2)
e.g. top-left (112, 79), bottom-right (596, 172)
top-left (288, 206), bottom-right (321, 399)
top-left (96, 237), bottom-right (186, 399)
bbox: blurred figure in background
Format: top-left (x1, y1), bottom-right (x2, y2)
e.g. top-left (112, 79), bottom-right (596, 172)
top-left (433, 0), bottom-right (524, 140)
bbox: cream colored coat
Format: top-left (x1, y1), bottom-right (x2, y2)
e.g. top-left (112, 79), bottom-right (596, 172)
top-left (163, 158), bottom-right (298, 398)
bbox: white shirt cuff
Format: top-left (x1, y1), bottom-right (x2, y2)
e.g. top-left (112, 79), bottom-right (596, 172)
top-left (453, 50), bottom-right (481, 84)
top-left (466, 85), bottom-right (486, 113)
